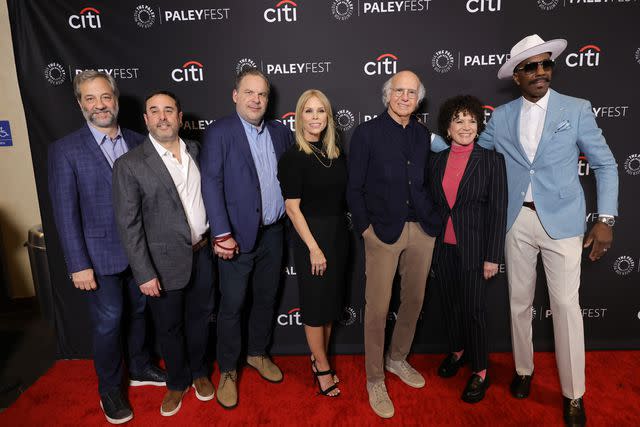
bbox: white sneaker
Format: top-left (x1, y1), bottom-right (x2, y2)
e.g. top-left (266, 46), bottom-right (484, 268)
top-left (367, 381), bottom-right (395, 419)
top-left (385, 356), bottom-right (425, 388)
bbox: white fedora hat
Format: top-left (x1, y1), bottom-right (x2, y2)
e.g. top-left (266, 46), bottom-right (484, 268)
top-left (497, 34), bottom-right (567, 80)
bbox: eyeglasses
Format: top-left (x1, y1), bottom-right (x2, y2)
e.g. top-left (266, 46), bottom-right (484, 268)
top-left (391, 88), bottom-right (418, 99)
top-left (514, 59), bottom-right (555, 75)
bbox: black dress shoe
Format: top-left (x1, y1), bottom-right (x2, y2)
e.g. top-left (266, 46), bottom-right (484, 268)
top-left (563, 397), bottom-right (586, 426)
top-left (461, 373), bottom-right (490, 403)
top-left (437, 353), bottom-right (465, 378)
top-left (100, 389), bottom-right (133, 424)
top-left (510, 371), bottom-right (533, 399)
top-left (129, 365), bottom-right (167, 386)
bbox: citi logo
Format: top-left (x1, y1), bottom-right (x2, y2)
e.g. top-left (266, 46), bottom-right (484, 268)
top-left (566, 45), bottom-right (601, 68)
top-left (482, 105), bottom-right (494, 124)
top-left (171, 61), bottom-right (204, 82)
top-left (466, 0), bottom-right (501, 13)
top-left (364, 53), bottom-right (398, 76)
top-left (277, 112), bottom-right (296, 132)
top-left (264, 0), bottom-right (298, 23)
top-left (68, 7), bottom-right (102, 29)
top-left (277, 307), bottom-right (303, 326)
top-left (578, 154), bottom-right (591, 176)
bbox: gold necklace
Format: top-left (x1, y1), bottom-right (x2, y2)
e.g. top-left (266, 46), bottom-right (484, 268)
top-left (308, 142), bottom-right (332, 168)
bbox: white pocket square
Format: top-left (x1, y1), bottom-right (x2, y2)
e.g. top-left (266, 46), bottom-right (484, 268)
top-left (555, 120), bottom-right (571, 132)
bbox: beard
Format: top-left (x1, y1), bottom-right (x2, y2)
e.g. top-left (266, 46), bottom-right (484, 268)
top-left (82, 105), bottom-right (119, 128)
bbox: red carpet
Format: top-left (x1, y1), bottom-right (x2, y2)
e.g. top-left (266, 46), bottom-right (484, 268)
top-left (1, 351), bottom-right (638, 426)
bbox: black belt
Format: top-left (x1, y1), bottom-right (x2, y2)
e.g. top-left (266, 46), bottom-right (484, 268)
top-left (523, 201), bottom-right (536, 211)
top-left (192, 236), bottom-right (209, 252)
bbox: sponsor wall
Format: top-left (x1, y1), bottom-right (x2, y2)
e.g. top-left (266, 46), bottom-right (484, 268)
top-left (8, 0), bottom-right (640, 358)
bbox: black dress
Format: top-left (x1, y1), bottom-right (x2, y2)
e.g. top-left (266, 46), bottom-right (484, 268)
top-left (277, 141), bottom-right (348, 326)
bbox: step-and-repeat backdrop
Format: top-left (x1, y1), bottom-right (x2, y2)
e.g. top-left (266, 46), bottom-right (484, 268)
top-left (8, 0), bottom-right (640, 358)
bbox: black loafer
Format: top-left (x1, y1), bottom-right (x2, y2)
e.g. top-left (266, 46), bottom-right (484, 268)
top-left (510, 371), bottom-right (533, 399)
top-left (129, 365), bottom-right (167, 386)
top-left (100, 389), bottom-right (133, 424)
top-left (563, 397), bottom-right (586, 427)
top-left (437, 353), bottom-right (465, 378)
top-left (461, 373), bottom-right (489, 403)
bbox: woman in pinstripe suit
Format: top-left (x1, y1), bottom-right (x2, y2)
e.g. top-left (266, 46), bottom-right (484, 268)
top-left (429, 95), bottom-right (508, 403)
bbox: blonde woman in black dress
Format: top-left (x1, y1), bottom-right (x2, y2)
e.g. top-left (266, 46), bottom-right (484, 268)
top-left (277, 89), bottom-right (348, 397)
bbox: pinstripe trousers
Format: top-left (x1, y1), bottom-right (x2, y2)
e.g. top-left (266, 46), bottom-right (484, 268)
top-left (437, 243), bottom-right (488, 372)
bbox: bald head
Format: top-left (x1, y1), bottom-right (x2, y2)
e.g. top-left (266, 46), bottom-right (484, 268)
top-left (382, 70), bottom-right (425, 125)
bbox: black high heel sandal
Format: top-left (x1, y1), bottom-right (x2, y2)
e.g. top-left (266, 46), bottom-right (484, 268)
top-left (311, 360), bottom-right (340, 397)
top-left (311, 355), bottom-right (339, 383)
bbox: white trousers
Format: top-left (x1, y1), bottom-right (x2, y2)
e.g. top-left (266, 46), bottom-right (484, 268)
top-left (505, 207), bottom-right (585, 399)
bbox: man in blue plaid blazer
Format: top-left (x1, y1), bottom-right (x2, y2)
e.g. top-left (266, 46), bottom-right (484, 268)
top-left (48, 70), bottom-right (166, 424)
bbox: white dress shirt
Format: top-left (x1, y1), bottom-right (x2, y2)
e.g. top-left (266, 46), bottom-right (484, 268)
top-left (518, 90), bottom-right (550, 202)
top-left (149, 135), bottom-right (209, 244)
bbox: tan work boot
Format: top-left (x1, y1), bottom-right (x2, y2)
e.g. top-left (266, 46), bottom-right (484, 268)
top-left (367, 381), bottom-right (395, 419)
top-left (160, 388), bottom-right (187, 417)
top-left (217, 370), bottom-right (238, 409)
top-left (246, 355), bottom-right (283, 383)
top-left (192, 377), bottom-right (215, 401)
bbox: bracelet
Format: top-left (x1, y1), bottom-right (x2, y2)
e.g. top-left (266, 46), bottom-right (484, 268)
top-left (215, 241), bottom-right (237, 251)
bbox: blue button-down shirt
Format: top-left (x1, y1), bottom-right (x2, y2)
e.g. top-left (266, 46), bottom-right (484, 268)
top-left (238, 114), bottom-right (285, 225)
top-left (87, 123), bottom-right (128, 167)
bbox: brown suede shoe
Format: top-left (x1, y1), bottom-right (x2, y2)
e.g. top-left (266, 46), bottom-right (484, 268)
top-left (246, 355), bottom-right (283, 383)
top-left (217, 370), bottom-right (238, 409)
top-left (160, 389), bottom-right (187, 417)
top-left (192, 377), bottom-right (215, 401)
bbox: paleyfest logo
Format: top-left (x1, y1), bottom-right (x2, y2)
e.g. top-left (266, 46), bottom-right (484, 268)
top-left (331, 0), bottom-right (354, 20)
top-left (133, 5), bottom-right (156, 28)
top-left (44, 62), bottom-right (66, 85)
top-left (432, 50), bottom-right (454, 73)
top-left (538, 0), bottom-right (559, 10)
top-left (335, 109), bottom-right (355, 131)
top-left (624, 154), bottom-right (640, 176)
top-left (236, 58), bottom-right (258, 74)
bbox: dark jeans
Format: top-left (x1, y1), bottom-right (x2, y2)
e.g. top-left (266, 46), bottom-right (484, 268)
top-left (147, 244), bottom-right (216, 391)
top-left (437, 243), bottom-right (488, 372)
top-left (217, 223), bottom-right (283, 372)
top-left (89, 268), bottom-right (150, 395)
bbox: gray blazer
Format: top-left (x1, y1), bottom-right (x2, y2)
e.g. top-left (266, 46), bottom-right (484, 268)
top-left (112, 137), bottom-right (201, 291)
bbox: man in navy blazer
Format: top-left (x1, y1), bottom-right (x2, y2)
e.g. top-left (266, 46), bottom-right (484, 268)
top-left (200, 68), bottom-right (293, 409)
top-left (48, 71), bottom-right (165, 424)
top-left (347, 70), bottom-right (441, 419)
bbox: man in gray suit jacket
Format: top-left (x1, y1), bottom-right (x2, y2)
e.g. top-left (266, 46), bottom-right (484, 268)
top-left (113, 91), bottom-right (215, 417)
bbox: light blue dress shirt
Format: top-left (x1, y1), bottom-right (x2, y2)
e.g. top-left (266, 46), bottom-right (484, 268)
top-left (238, 114), bottom-right (285, 225)
top-left (87, 123), bottom-right (128, 167)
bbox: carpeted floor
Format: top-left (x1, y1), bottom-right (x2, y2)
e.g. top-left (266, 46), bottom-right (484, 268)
top-left (1, 351), bottom-right (638, 426)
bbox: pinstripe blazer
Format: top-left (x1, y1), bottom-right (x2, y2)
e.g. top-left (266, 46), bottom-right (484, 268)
top-left (429, 143), bottom-right (508, 270)
top-left (112, 137), bottom-right (201, 291)
top-left (48, 124), bottom-right (144, 276)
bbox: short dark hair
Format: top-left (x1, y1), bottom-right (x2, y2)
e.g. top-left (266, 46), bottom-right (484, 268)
top-left (437, 95), bottom-right (486, 144)
top-left (144, 90), bottom-right (182, 113)
top-left (234, 67), bottom-right (270, 93)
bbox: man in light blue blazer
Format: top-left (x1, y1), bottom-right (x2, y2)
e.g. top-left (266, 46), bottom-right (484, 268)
top-left (433, 35), bottom-right (617, 426)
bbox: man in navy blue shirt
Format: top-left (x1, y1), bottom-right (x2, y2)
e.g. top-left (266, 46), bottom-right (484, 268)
top-left (347, 70), bottom-right (440, 419)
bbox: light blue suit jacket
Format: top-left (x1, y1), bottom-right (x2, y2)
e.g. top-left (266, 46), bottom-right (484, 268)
top-left (433, 89), bottom-right (618, 239)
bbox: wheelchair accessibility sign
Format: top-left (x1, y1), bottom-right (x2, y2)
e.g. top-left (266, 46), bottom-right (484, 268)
top-left (0, 121), bottom-right (13, 146)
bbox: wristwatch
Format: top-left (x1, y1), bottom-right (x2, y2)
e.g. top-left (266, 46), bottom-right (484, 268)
top-left (598, 216), bottom-right (615, 227)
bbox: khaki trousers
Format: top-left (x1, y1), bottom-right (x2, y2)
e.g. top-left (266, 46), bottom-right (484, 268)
top-left (505, 207), bottom-right (585, 399)
top-left (363, 222), bottom-right (435, 383)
